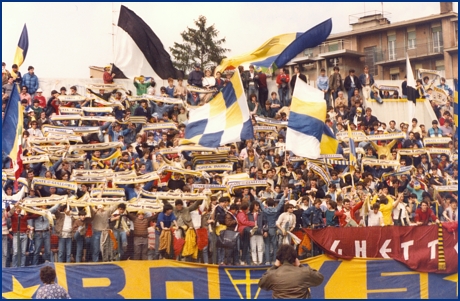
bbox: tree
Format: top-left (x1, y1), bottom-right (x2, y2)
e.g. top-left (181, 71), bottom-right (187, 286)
top-left (170, 16), bottom-right (229, 75)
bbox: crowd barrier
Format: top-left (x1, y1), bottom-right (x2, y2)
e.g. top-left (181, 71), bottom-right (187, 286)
top-left (2, 255), bottom-right (457, 299)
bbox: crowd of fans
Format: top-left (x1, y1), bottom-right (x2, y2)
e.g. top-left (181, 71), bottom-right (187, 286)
top-left (1, 61), bottom-right (458, 268)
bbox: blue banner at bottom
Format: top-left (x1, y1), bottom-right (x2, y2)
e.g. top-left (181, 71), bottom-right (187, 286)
top-left (2, 255), bottom-right (457, 299)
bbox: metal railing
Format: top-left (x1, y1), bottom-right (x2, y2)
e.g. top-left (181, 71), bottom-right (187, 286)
top-left (318, 40), bottom-right (353, 54)
top-left (374, 39), bottom-right (444, 63)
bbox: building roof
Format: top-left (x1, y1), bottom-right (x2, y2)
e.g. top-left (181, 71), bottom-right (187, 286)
top-left (89, 66), bottom-right (105, 72)
top-left (327, 11), bottom-right (458, 40)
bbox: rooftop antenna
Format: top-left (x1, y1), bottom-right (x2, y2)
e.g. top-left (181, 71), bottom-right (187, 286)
top-left (381, 2), bottom-right (384, 16)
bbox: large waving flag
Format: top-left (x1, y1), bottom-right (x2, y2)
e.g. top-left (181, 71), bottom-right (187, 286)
top-left (112, 5), bottom-right (183, 80)
top-left (2, 86), bottom-right (24, 179)
top-left (216, 33), bottom-right (297, 73)
top-left (286, 78), bottom-right (338, 158)
top-left (183, 70), bottom-right (254, 147)
top-left (253, 19), bottom-right (332, 72)
top-left (216, 19), bottom-right (332, 73)
top-left (13, 24), bottom-right (29, 68)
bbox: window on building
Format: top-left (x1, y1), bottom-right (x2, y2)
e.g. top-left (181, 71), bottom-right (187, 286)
top-left (328, 42), bottom-right (339, 52)
top-left (303, 48), bottom-right (314, 57)
top-left (432, 26), bottom-right (443, 53)
top-left (364, 46), bottom-right (378, 76)
top-left (435, 60), bottom-right (445, 71)
top-left (407, 31), bottom-right (416, 49)
top-left (390, 67), bottom-right (399, 80)
top-left (455, 22), bottom-right (458, 46)
top-left (388, 35), bottom-right (396, 60)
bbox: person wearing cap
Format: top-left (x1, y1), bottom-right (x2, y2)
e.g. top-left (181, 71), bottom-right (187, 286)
top-left (33, 88), bottom-right (47, 108)
top-left (127, 209), bottom-right (157, 260)
top-left (187, 63), bottom-right (204, 87)
top-left (22, 66), bottom-right (39, 97)
top-left (103, 65), bottom-right (115, 84)
top-left (133, 75), bottom-right (152, 96)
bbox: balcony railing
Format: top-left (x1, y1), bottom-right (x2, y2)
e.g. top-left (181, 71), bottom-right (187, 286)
top-left (375, 39), bottom-right (444, 63)
top-left (318, 40), bottom-right (353, 54)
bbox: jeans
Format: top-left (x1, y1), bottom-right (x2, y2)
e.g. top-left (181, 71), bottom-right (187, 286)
top-left (278, 88), bottom-right (289, 107)
top-left (323, 92), bottom-right (330, 106)
top-left (92, 230), bottom-right (102, 262)
top-left (224, 239), bottom-right (240, 265)
top-left (2, 235), bottom-right (8, 268)
top-left (264, 227), bottom-right (278, 264)
top-left (113, 229), bottom-right (127, 260)
top-left (12, 233), bottom-right (28, 267)
top-left (154, 231), bottom-right (161, 259)
top-left (74, 232), bottom-right (85, 263)
top-left (248, 85), bottom-right (258, 100)
top-left (148, 249), bottom-right (155, 260)
top-left (33, 231), bottom-right (51, 265)
top-left (133, 236), bottom-right (148, 260)
top-left (58, 237), bottom-right (72, 263)
top-left (240, 228), bottom-right (252, 264)
top-left (347, 89), bottom-right (355, 107)
top-left (202, 245), bottom-right (209, 264)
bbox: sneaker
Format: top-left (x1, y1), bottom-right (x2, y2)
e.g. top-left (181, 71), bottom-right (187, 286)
top-left (240, 261), bottom-right (246, 266)
top-left (265, 262), bottom-right (271, 265)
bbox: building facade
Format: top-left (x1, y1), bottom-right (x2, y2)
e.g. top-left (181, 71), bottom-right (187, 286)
top-left (287, 2), bottom-right (457, 85)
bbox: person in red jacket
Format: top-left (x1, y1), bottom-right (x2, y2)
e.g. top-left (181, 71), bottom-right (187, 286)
top-left (415, 200), bottom-right (440, 225)
top-left (335, 198), bottom-right (363, 227)
top-left (103, 66), bottom-right (115, 84)
top-left (236, 202), bottom-right (255, 265)
top-left (6, 203), bottom-right (40, 267)
top-left (276, 68), bottom-right (290, 107)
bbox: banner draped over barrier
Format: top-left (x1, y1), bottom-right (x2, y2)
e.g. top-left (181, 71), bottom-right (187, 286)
top-left (2, 255), bottom-right (457, 299)
top-left (305, 223), bottom-right (458, 274)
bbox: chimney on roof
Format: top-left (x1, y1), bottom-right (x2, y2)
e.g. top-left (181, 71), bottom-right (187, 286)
top-left (440, 2), bottom-right (453, 14)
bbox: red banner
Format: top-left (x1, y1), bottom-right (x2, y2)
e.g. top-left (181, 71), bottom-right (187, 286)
top-left (305, 222), bottom-right (458, 274)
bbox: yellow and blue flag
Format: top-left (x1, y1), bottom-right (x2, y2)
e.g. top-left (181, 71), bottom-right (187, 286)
top-left (13, 24), bottom-right (29, 68)
top-left (183, 69), bottom-right (254, 147)
top-left (2, 85), bottom-right (24, 178)
top-left (286, 78), bottom-right (338, 158)
top-left (216, 19), bottom-right (332, 73)
top-left (347, 125), bottom-right (357, 172)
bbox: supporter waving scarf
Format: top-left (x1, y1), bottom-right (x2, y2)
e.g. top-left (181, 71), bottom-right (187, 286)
top-left (182, 228), bottom-right (198, 259)
top-left (159, 229), bottom-right (172, 255)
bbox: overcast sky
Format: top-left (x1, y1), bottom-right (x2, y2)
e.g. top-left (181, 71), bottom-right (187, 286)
top-left (2, 2), bottom-right (457, 78)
